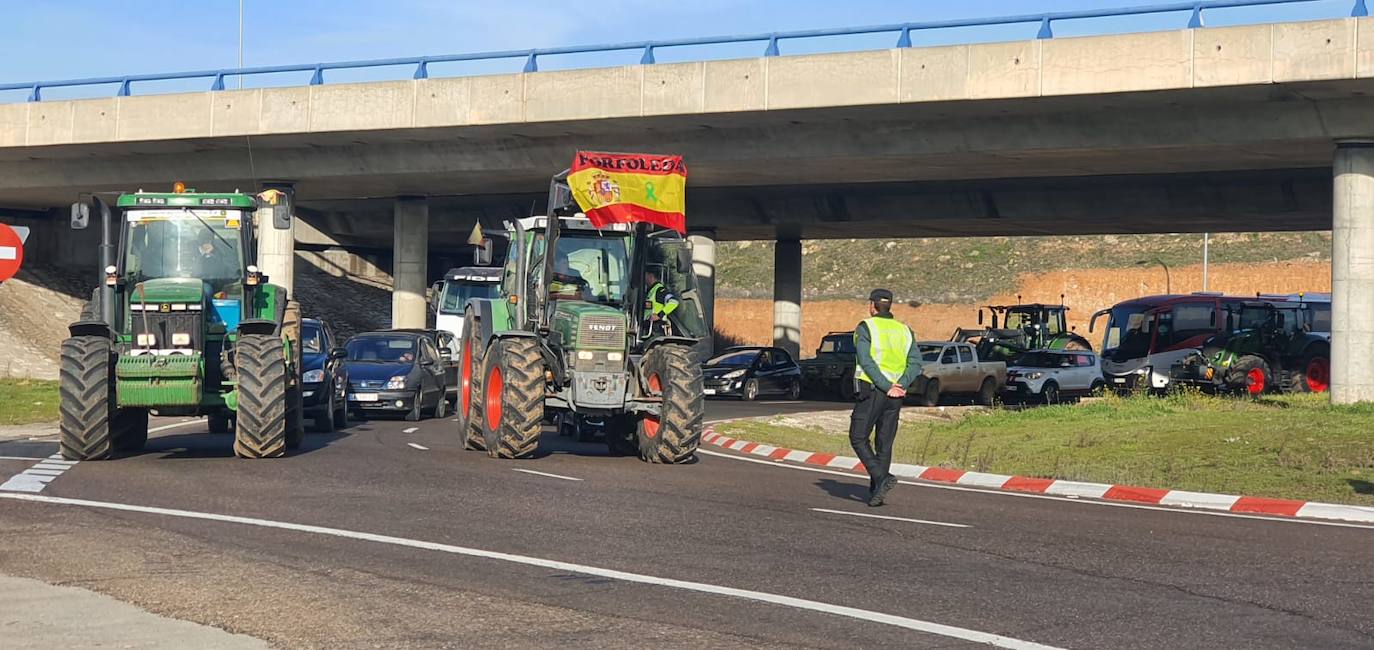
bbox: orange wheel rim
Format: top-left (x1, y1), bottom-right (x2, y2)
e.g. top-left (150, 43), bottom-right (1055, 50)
top-left (644, 374), bottom-right (662, 439)
top-left (485, 366), bottom-right (503, 431)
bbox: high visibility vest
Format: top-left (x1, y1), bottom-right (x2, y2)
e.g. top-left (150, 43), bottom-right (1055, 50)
top-left (646, 282), bottom-right (678, 318)
top-left (854, 317), bottom-right (914, 385)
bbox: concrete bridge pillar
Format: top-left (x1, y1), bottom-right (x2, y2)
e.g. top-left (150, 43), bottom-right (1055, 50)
top-left (1331, 142), bottom-right (1374, 404)
top-left (392, 196), bottom-right (429, 329)
top-left (689, 232), bottom-right (716, 356)
top-left (255, 182), bottom-right (296, 296)
top-left (773, 238), bottom-right (802, 359)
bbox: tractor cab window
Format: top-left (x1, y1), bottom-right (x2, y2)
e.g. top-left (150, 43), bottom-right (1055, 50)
top-left (122, 209), bottom-right (244, 293)
top-left (546, 232), bottom-right (627, 305)
top-left (645, 235), bottom-right (707, 339)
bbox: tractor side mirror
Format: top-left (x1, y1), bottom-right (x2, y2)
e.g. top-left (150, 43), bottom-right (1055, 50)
top-left (70, 202), bottom-right (90, 230)
top-left (272, 203), bottom-right (291, 230)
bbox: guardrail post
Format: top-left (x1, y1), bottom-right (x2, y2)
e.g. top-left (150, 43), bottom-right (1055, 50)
top-left (309, 66), bottom-right (324, 85)
top-left (27, 85), bottom-right (41, 102)
top-left (640, 44), bottom-right (655, 65)
top-left (764, 35), bottom-right (780, 56)
top-left (414, 60), bottom-right (429, 80)
top-left (1188, 4), bottom-right (1205, 28)
top-left (211, 73), bottom-right (226, 91)
top-left (1355, 0), bottom-right (1370, 17)
top-left (523, 52), bottom-right (538, 73)
top-left (1037, 17), bottom-right (1054, 39)
top-left (896, 27), bottom-right (912, 48)
top-left (117, 79), bottom-right (131, 97)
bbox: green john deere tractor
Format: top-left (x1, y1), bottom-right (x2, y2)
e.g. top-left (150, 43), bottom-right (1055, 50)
top-left (951, 301), bottom-right (1091, 363)
top-left (453, 172), bottom-right (707, 462)
top-left (1170, 300), bottom-right (1330, 396)
top-left (61, 186), bottom-right (303, 460)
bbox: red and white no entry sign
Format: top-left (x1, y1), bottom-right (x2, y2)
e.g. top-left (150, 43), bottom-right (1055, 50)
top-left (0, 222), bottom-right (25, 282)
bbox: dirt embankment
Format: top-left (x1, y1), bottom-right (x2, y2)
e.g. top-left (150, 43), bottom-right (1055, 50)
top-left (716, 261), bottom-right (1331, 355)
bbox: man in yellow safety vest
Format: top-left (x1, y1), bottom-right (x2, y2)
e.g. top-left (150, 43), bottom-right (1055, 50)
top-left (643, 268), bottom-right (679, 334)
top-left (850, 288), bottom-right (923, 507)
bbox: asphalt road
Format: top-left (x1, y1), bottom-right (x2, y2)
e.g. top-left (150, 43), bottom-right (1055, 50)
top-left (0, 398), bottom-right (1370, 649)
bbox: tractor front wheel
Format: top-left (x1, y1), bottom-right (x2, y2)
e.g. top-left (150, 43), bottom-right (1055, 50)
top-left (234, 334), bottom-right (289, 459)
top-left (1295, 351), bottom-right (1331, 394)
top-left (479, 338), bottom-right (544, 459)
top-left (457, 315), bottom-right (486, 451)
top-left (59, 336), bottom-right (114, 461)
top-left (1228, 356), bottom-right (1272, 397)
top-left (635, 344), bottom-right (702, 464)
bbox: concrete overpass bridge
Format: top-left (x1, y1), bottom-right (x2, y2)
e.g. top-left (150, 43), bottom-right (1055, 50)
top-left (2, 1), bottom-right (1373, 401)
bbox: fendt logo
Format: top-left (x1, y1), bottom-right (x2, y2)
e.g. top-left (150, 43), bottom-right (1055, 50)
top-left (588, 323), bottom-right (617, 332)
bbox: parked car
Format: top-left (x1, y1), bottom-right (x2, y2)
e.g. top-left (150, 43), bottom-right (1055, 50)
top-left (343, 331), bottom-right (449, 421)
top-left (798, 331), bottom-right (859, 401)
top-left (909, 341), bottom-right (1007, 407)
top-left (1004, 350), bottom-right (1105, 404)
top-left (703, 346), bottom-right (803, 401)
top-left (389, 328), bottom-right (460, 405)
top-left (300, 318), bottom-right (350, 432)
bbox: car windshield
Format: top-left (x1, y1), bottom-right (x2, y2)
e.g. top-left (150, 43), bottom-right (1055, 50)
top-left (918, 345), bottom-right (944, 362)
top-left (1014, 351), bottom-right (1067, 368)
top-left (346, 336), bottom-right (417, 363)
top-left (818, 335), bottom-right (856, 354)
top-left (439, 280), bottom-right (499, 315)
top-left (301, 324), bottom-right (324, 354)
top-left (122, 209), bottom-right (245, 293)
top-left (707, 350), bottom-right (760, 367)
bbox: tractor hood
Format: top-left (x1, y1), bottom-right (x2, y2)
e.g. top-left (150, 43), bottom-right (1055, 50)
top-left (130, 278), bottom-right (206, 304)
top-left (549, 302), bottom-right (627, 352)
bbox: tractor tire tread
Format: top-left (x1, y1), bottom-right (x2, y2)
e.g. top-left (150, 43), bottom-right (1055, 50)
top-left (639, 345), bottom-right (702, 464)
top-left (59, 336), bottom-right (113, 461)
top-left (234, 334), bottom-right (288, 459)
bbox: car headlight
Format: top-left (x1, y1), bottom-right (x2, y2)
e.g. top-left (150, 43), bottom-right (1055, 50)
top-left (385, 375), bottom-right (408, 390)
top-left (1026, 372), bottom-right (1044, 380)
top-left (302, 369), bottom-right (325, 383)
top-left (722, 369), bottom-right (746, 379)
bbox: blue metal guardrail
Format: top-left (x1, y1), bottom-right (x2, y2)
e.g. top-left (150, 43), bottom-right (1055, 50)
top-left (2, 0), bottom-right (1369, 102)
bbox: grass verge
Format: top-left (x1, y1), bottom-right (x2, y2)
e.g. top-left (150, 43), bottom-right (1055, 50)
top-left (717, 392), bottom-right (1374, 506)
top-left (0, 379), bottom-right (59, 426)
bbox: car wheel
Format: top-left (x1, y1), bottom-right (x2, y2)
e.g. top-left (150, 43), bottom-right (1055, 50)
top-left (1042, 382), bottom-right (1060, 405)
top-left (787, 379), bottom-right (802, 401)
top-left (431, 394), bottom-right (448, 419)
top-left (405, 391), bottom-right (423, 422)
top-left (742, 379), bottom-right (759, 402)
top-left (1089, 380), bottom-right (1106, 397)
top-left (919, 379), bottom-right (940, 407)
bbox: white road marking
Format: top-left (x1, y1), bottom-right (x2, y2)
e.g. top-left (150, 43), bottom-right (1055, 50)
top-left (150, 420), bottom-right (206, 433)
top-left (403, 427), bottom-right (419, 434)
top-left (21, 468), bottom-right (66, 476)
top-left (0, 492), bottom-right (1061, 650)
top-left (0, 456), bottom-right (45, 462)
top-left (811, 508), bottom-right (970, 529)
top-left (406, 443), bottom-right (429, 451)
top-left (512, 468), bottom-right (583, 482)
top-left (696, 449), bottom-right (1374, 531)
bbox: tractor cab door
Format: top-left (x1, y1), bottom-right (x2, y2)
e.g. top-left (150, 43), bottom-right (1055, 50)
top-left (645, 234), bottom-right (707, 340)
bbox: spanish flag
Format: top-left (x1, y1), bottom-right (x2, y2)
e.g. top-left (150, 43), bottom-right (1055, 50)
top-left (568, 151), bottom-right (687, 233)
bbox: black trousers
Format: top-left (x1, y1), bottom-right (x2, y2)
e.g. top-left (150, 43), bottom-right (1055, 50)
top-left (849, 382), bottom-right (902, 491)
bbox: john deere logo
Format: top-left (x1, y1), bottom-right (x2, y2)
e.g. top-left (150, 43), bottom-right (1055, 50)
top-left (160, 303), bottom-right (171, 313)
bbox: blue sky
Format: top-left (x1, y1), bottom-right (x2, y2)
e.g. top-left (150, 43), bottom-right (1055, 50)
top-left (0, 0), bottom-right (1358, 99)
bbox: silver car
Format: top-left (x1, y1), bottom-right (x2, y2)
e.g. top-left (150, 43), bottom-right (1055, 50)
top-left (1004, 350), bottom-right (1105, 404)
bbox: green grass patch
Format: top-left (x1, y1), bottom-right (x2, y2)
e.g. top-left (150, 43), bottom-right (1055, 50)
top-left (718, 392), bottom-right (1374, 506)
top-left (0, 379), bottom-right (60, 426)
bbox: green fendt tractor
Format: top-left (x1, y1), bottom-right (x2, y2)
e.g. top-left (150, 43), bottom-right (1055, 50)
top-left (1169, 300), bottom-right (1330, 395)
top-left (61, 186), bottom-right (303, 460)
top-left (951, 300), bottom-right (1091, 363)
top-left (453, 172), bottom-right (707, 462)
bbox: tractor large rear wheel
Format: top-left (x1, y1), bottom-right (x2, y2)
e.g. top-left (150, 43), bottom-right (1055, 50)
top-left (1294, 349), bottom-right (1331, 394)
top-left (457, 316), bottom-right (486, 451)
top-left (635, 344), bottom-right (702, 464)
top-left (59, 336), bottom-right (114, 461)
top-left (1227, 355), bottom-right (1272, 397)
top-left (234, 334), bottom-right (289, 459)
top-left (479, 338), bottom-right (544, 459)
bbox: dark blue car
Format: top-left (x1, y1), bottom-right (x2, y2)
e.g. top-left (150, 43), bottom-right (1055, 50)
top-left (300, 318), bottom-right (349, 432)
top-left (344, 331), bottom-right (449, 421)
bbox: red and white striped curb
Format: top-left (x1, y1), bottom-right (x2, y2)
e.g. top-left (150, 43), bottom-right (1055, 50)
top-left (701, 426), bottom-right (1374, 524)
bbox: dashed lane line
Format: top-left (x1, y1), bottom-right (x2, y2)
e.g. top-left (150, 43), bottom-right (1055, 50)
top-left (1, 454), bottom-right (78, 493)
top-left (696, 449), bottom-right (1374, 531)
top-left (0, 456), bottom-right (46, 462)
top-left (407, 443), bottom-right (429, 451)
top-left (403, 427), bottom-right (419, 434)
top-left (0, 492), bottom-right (1062, 650)
top-left (511, 468), bottom-right (583, 482)
top-left (811, 508), bottom-right (971, 529)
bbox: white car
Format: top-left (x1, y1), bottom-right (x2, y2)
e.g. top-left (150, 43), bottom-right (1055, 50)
top-left (1004, 350), bottom-right (1105, 404)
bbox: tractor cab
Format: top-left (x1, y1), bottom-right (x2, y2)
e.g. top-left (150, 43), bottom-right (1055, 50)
top-left (960, 300), bottom-right (1089, 362)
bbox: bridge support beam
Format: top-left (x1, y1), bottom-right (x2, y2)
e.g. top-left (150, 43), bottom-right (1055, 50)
top-left (689, 232), bottom-right (716, 356)
top-left (392, 196), bottom-right (429, 329)
top-left (256, 182), bottom-right (296, 296)
top-left (1332, 142), bottom-right (1374, 404)
top-left (773, 238), bottom-right (802, 360)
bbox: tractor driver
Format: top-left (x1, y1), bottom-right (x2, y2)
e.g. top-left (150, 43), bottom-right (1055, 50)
top-left (194, 231), bottom-right (239, 290)
top-left (550, 251), bottom-right (589, 301)
top-left (643, 268), bottom-right (679, 335)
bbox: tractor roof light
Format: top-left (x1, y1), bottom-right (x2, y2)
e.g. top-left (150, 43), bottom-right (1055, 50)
top-left (172, 181), bottom-right (187, 193)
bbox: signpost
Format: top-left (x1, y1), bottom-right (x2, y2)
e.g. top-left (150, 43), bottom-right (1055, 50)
top-left (0, 223), bottom-right (27, 283)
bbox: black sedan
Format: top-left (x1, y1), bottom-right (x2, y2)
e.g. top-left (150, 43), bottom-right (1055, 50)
top-left (702, 346), bottom-right (802, 401)
top-left (343, 331), bottom-right (449, 421)
top-left (300, 318), bottom-right (349, 432)
top-left (387, 328), bottom-right (460, 405)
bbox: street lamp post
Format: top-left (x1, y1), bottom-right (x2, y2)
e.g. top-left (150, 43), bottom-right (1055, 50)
top-left (1136, 258), bottom-right (1171, 294)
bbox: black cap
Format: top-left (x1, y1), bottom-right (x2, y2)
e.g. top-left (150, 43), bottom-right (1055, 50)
top-left (868, 288), bottom-right (894, 303)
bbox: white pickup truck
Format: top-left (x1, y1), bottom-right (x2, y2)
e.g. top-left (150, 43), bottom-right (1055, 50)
top-left (909, 341), bottom-right (1007, 407)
